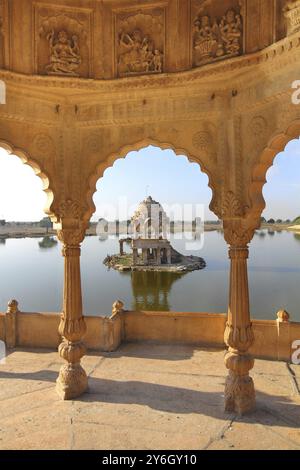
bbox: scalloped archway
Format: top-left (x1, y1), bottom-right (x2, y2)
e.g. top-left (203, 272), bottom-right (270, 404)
top-left (0, 139), bottom-right (57, 221)
top-left (85, 139), bottom-right (219, 224)
top-left (249, 119), bottom-right (300, 221)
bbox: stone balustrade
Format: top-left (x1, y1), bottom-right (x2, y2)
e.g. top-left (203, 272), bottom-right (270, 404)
top-left (0, 300), bottom-right (299, 363)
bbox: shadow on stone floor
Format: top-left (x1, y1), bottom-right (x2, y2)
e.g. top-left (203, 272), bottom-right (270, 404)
top-left (0, 369), bottom-right (58, 382)
top-left (0, 369), bottom-right (299, 428)
top-left (100, 344), bottom-right (224, 361)
top-left (3, 344), bottom-right (223, 362)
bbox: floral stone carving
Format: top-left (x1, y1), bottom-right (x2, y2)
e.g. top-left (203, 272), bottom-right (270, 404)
top-left (193, 8), bottom-right (243, 66)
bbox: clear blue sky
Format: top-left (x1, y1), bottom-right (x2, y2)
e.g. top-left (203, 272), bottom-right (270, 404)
top-left (0, 141), bottom-right (299, 221)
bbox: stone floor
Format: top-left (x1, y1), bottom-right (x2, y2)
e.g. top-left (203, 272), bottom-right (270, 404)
top-left (0, 343), bottom-right (299, 450)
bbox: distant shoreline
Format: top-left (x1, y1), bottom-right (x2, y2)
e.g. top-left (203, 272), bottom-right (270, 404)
top-left (0, 222), bottom-right (297, 240)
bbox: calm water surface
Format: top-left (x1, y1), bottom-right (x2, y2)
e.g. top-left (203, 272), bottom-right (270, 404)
top-left (0, 230), bottom-right (299, 321)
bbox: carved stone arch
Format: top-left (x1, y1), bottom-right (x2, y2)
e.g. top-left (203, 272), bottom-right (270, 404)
top-left (248, 119), bottom-right (300, 223)
top-left (0, 139), bottom-right (58, 221)
top-left (84, 138), bottom-right (220, 224)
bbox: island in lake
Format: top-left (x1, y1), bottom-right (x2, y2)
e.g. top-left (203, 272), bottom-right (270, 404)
top-left (103, 196), bottom-right (206, 273)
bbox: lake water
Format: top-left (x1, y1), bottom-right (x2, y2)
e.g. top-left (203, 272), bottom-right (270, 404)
top-left (0, 230), bottom-right (299, 321)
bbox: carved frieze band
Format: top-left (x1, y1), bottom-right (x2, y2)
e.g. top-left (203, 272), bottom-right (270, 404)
top-left (25, 1), bottom-right (300, 79)
top-left (0, 0), bottom-right (298, 81)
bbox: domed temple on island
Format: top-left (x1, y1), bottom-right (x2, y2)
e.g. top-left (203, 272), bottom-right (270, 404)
top-left (129, 195), bottom-right (172, 266)
top-left (106, 196), bottom-right (206, 271)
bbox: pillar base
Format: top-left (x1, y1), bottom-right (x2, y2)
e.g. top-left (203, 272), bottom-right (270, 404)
top-left (56, 363), bottom-right (88, 400)
top-left (224, 371), bottom-right (255, 415)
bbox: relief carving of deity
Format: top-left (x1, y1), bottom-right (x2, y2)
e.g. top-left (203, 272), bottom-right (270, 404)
top-left (45, 30), bottom-right (81, 76)
top-left (193, 8), bottom-right (242, 66)
top-left (118, 29), bottom-right (163, 76)
top-left (284, 0), bottom-right (300, 35)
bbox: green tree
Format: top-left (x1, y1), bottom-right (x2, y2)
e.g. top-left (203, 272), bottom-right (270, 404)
top-left (293, 216), bottom-right (300, 224)
top-left (39, 217), bottom-right (52, 234)
top-left (267, 218), bottom-right (275, 224)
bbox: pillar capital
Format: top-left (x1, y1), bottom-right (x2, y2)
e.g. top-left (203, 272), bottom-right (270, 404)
top-left (54, 198), bottom-right (88, 247)
top-left (223, 218), bottom-right (256, 248)
top-left (56, 226), bottom-right (86, 247)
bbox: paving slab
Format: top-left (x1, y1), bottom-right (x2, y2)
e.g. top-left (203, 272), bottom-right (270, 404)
top-left (0, 344), bottom-right (299, 450)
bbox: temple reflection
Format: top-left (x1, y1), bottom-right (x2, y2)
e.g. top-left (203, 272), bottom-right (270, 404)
top-left (129, 270), bottom-right (186, 311)
top-left (294, 233), bottom-right (300, 243)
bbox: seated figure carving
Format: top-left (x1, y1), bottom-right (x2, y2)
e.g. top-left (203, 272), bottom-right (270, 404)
top-left (194, 15), bottom-right (222, 62)
top-left (220, 9), bottom-right (242, 55)
top-left (45, 30), bottom-right (81, 76)
top-left (193, 8), bottom-right (242, 66)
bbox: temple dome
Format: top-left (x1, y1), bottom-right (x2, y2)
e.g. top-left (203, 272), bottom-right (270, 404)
top-left (131, 196), bottom-right (169, 239)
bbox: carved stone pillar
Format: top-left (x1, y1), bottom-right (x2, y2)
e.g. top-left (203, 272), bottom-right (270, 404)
top-left (223, 220), bottom-right (256, 415)
top-left (132, 248), bottom-right (138, 265)
top-left (167, 247), bottom-right (172, 264)
top-left (56, 225), bottom-right (87, 400)
top-left (142, 248), bottom-right (148, 265)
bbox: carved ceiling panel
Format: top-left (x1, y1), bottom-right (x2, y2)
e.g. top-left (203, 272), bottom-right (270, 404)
top-left (33, 2), bottom-right (94, 78)
top-left (283, 0), bottom-right (300, 35)
top-left (191, 0), bottom-right (244, 68)
top-left (114, 7), bottom-right (165, 78)
top-left (274, 0), bottom-right (300, 42)
top-left (0, 0), bottom-right (296, 79)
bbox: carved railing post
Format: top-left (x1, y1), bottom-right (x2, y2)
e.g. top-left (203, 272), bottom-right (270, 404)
top-left (223, 218), bottom-right (256, 415)
top-left (55, 202), bottom-right (88, 400)
top-left (5, 299), bottom-right (19, 348)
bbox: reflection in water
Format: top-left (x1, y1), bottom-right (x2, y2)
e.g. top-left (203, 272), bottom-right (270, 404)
top-left (294, 233), bottom-right (300, 243)
top-left (38, 236), bottom-right (58, 249)
top-left (130, 270), bottom-right (186, 311)
top-left (98, 234), bottom-right (109, 242)
top-left (257, 230), bottom-right (266, 238)
top-left (0, 231), bottom-right (299, 320)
